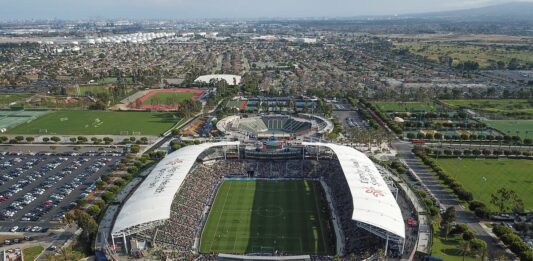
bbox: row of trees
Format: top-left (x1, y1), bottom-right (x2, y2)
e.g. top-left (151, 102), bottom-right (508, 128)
top-left (493, 225), bottom-right (533, 260)
top-left (441, 207), bottom-right (488, 260)
top-left (406, 132), bottom-right (531, 145)
top-left (360, 99), bottom-right (403, 134)
top-left (433, 148), bottom-right (532, 157)
top-left (416, 146), bottom-right (526, 217)
top-left (414, 146), bottom-right (475, 202)
top-left (0, 135), bottom-right (118, 145)
top-left (348, 128), bottom-right (396, 152)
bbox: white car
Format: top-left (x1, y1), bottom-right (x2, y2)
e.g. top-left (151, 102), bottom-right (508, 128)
top-left (10, 226), bottom-right (19, 232)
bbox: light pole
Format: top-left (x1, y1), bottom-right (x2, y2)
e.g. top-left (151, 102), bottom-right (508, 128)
top-left (516, 130), bottom-right (520, 152)
top-left (507, 131), bottom-right (512, 151)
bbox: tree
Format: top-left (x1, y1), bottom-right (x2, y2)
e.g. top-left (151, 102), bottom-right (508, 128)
top-left (130, 144), bottom-right (140, 153)
top-left (490, 188), bottom-right (524, 214)
top-left (101, 191), bottom-right (115, 203)
top-left (507, 58), bottom-right (519, 70)
top-left (87, 205), bottom-right (101, 217)
top-left (443, 207), bottom-right (456, 222)
top-left (442, 207), bottom-right (456, 239)
top-left (463, 230), bottom-right (475, 241)
top-left (46, 246), bottom-right (83, 261)
top-left (470, 238), bottom-right (488, 261)
top-left (460, 240), bottom-right (473, 261)
top-left (103, 137), bottom-right (113, 144)
top-left (64, 209), bottom-right (97, 242)
top-left (42, 137), bottom-right (50, 142)
top-left (25, 137), bottom-right (34, 143)
top-left (50, 136), bottom-right (61, 143)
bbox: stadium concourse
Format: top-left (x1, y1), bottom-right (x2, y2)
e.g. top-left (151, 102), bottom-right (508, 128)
top-left (109, 141), bottom-right (408, 260)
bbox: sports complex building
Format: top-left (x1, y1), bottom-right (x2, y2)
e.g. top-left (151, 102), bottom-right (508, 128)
top-left (216, 114), bottom-right (333, 139)
top-left (108, 139), bottom-right (414, 260)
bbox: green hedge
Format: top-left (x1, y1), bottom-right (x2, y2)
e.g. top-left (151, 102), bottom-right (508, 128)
top-left (493, 225), bottom-right (533, 260)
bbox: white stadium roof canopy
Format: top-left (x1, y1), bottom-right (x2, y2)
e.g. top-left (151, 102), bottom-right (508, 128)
top-left (194, 74), bottom-right (242, 85)
top-left (112, 141), bottom-right (404, 241)
top-left (111, 141), bottom-right (239, 236)
top-left (303, 142), bottom-right (405, 239)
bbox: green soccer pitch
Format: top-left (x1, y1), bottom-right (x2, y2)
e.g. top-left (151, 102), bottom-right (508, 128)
top-left (7, 110), bottom-right (179, 135)
top-left (199, 179), bottom-right (336, 255)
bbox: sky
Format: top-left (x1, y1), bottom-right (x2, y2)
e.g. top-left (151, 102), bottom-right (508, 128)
top-left (0, 0), bottom-right (531, 20)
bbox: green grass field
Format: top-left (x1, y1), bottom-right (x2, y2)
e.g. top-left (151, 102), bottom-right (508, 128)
top-left (431, 223), bottom-right (477, 261)
top-left (442, 99), bottom-right (533, 116)
top-left (436, 159), bottom-right (533, 211)
top-left (483, 120), bottom-right (533, 139)
top-left (23, 245), bottom-right (44, 261)
top-left (142, 92), bottom-right (194, 105)
top-left (374, 101), bottom-right (436, 112)
top-left (0, 93), bottom-right (33, 106)
top-left (200, 180), bottom-right (335, 255)
top-left (396, 43), bottom-right (533, 69)
top-left (8, 111), bottom-right (179, 135)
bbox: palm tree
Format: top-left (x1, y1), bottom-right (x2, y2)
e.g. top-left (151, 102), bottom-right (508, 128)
top-left (460, 240), bottom-right (472, 261)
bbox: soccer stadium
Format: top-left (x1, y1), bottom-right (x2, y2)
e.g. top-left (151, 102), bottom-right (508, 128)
top-left (216, 114), bottom-right (333, 139)
top-left (109, 141), bottom-right (413, 260)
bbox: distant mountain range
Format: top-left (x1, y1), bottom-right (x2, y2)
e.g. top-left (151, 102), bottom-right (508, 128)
top-left (407, 2), bottom-right (533, 20)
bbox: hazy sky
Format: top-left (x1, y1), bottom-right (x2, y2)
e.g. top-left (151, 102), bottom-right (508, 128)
top-left (0, 0), bottom-right (531, 20)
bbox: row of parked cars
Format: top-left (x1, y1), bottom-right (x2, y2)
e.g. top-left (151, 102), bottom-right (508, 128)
top-left (9, 225), bottom-right (47, 233)
top-left (1, 154), bottom-right (118, 225)
top-left (1, 158), bottom-right (67, 219)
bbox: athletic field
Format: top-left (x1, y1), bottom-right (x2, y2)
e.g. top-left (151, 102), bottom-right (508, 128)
top-left (7, 110), bottom-right (179, 135)
top-left (483, 120), bottom-right (533, 139)
top-left (142, 92), bottom-right (194, 105)
top-left (0, 93), bottom-right (32, 106)
top-left (200, 180), bottom-right (335, 255)
top-left (436, 158), bottom-right (533, 211)
top-left (442, 99), bottom-right (533, 116)
top-left (0, 110), bottom-right (50, 129)
top-left (129, 88), bottom-right (204, 111)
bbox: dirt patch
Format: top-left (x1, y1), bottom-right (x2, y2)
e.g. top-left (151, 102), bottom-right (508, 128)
top-left (180, 117), bottom-right (207, 136)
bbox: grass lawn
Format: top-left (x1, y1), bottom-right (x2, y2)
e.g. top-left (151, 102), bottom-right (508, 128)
top-left (0, 93), bottom-right (33, 106)
top-left (442, 99), bottom-right (533, 116)
top-left (483, 120), bottom-right (533, 139)
top-left (23, 245), bottom-right (44, 261)
top-left (436, 159), bottom-right (533, 211)
top-left (200, 180), bottom-right (335, 255)
top-left (396, 43), bottom-right (533, 69)
top-left (431, 223), bottom-right (477, 261)
top-left (8, 110), bottom-right (179, 135)
top-left (374, 101), bottom-right (437, 112)
top-left (142, 92), bottom-right (194, 105)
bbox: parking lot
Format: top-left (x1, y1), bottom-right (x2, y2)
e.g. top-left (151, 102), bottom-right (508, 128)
top-left (332, 110), bottom-right (370, 130)
top-left (0, 152), bottom-right (122, 233)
